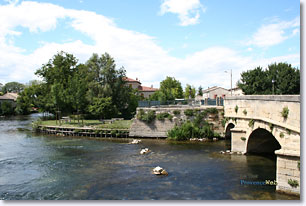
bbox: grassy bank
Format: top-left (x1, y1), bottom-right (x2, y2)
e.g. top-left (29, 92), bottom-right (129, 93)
top-left (38, 120), bottom-right (132, 130)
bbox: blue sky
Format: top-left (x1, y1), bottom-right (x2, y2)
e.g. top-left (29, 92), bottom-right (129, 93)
top-left (0, 0), bottom-right (300, 89)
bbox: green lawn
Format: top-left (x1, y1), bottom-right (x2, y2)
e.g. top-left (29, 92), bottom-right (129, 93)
top-left (39, 119), bottom-right (132, 129)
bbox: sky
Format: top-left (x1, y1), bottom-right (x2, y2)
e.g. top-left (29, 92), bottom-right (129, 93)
top-left (0, 0), bottom-right (300, 90)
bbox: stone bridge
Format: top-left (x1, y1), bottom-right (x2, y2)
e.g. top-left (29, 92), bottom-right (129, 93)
top-left (224, 95), bottom-right (300, 195)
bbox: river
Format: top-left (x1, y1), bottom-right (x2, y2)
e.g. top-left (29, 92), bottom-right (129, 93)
top-left (0, 114), bottom-right (298, 200)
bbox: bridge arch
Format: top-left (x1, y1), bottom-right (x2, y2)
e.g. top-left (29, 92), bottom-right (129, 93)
top-left (246, 128), bottom-right (281, 155)
top-left (225, 123), bottom-right (235, 140)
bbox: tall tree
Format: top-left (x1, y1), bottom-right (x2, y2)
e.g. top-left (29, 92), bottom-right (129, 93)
top-left (238, 63), bottom-right (300, 95)
top-left (2, 82), bottom-right (25, 93)
top-left (184, 84), bottom-right (196, 99)
top-left (150, 76), bottom-right (183, 102)
top-left (198, 86), bottom-right (203, 96)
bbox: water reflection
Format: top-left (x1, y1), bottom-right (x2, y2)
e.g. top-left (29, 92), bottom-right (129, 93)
top-left (0, 114), bottom-right (299, 200)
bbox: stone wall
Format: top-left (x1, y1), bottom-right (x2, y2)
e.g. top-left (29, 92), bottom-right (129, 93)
top-left (276, 155), bottom-right (300, 195)
top-left (129, 106), bottom-right (224, 138)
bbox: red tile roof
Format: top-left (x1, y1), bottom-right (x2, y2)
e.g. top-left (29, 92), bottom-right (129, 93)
top-left (138, 85), bottom-right (158, 92)
top-left (123, 77), bottom-right (140, 83)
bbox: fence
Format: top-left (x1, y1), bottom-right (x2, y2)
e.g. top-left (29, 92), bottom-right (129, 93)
top-left (138, 98), bottom-right (223, 107)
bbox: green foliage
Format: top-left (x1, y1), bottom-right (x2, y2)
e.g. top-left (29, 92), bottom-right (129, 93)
top-left (281, 106), bottom-right (289, 119)
top-left (149, 76), bottom-right (183, 102)
top-left (288, 179), bottom-right (299, 188)
top-left (298, 161), bottom-right (300, 171)
top-left (248, 119), bottom-right (255, 128)
top-left (198, 86), bottom-right (203, 96)
top-left (280, 132), bottom-right (284, 138)
top-left (286, 129), bottom-right (291, 135)
top-left (173, 110), bottom-right (181, 115)
top-left (184, 84), bottom-right (196, 99)
top-left (241, 137), bottom-right (246, 141)
top-left (32, 119), bottom-right (42, 132)
top-left (235, 105), bottom-right (239, 113)
top-left (137, 110), bottom-right (156, 123)
top-left (243, 109), bottom-right (247, 115)
top-left (156, 112), bottom-right (171, 121)
top-left (205, 108), bottom-right (218, 115)
top-left (17, 52), bottom-right (137, 119)
top-left (167, 114), bottom-right (173, 121)
top-left (2, 81), bottom-right (25, 93)
top-left (0, 101), bottom-right (14, 115)
top-left (238, 63), bottom-right (300, 95)
top-left (269, 123), bottom-right (274, 132)
top-left (88, 97), bottom-right (117, 119)
top-left (184, 109), bottom-right (194, 117)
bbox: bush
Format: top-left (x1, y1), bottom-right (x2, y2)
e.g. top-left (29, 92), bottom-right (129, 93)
top-left (205, 108), bottom-right (218, 115)
top-left (280, 132), bottom-right (284, 138)
top-left (235, 105), bottom-right (239, 113)
top-left (281, 106), bottom-right (289, 119)
top-left (243, 109), bottom-right (247, 115)
top-left (167, 120), bottom-right (215, 141)
top-left (184, 109), bottom-right (194, 117)
top-left (157, 112), bottom-right (171, 121)
top-left (1, 101), bottom-right (14, 115)
top-left (241, 137), bottom-right (246, 141)
top-left (173, 110), bottom-right (181, 115)
top-left (288, 179), bottom-right (299, 188)
top-left (138, 110), bottom-right (156, 123)
top-left (248, 119), bottom-right (255, 128)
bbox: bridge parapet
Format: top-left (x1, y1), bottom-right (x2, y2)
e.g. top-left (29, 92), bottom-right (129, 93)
top-left (224, 95), bottom-right (300, 133)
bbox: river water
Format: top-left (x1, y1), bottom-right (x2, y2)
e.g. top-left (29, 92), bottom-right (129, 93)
top-left (0, 114), bottom-right (298, 200)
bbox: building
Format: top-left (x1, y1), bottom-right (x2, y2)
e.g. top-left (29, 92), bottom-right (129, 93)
top-left (0, 92), bottom-right (19, 107)
top-left (202, 86), bottom-right (229, 99)
top-left (228, 87), bottom-right (244, 96)
top-left (124, 77), bottom-right (158, 99)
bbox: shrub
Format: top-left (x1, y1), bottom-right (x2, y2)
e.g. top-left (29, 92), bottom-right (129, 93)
top-left (235, 105), bottom-right (239, 113)
top-left (298, 161), bottom-right (300, 171)
top-left (241, 137), bottom-right (246, 141)
top-left (248, 119), bottom-right (255, 128)
top-left (280, 132), bottom-right (284, 138)
top-left (167, 114), bottom-right (173, 121)
top-left (269, 123), bottom-right (274, 132)
top-left (157, 112), bottom-right (171, 121)
top-left (243, 109), bottom-right (247, 115)
top-left (173, 110), bottom-right (181, 115)
top-left (205, 108), bottom-right (218, 115)
top-left (288, 179), bottom-right (299, 188)
top-left (184, 109), bottom-right (194, 117)
top-left (281, 106), bottom-right (289, 119)
top-left (137, 109), bottom-right (156, 123)
top-left (286, 129), bottom-right (291, 135)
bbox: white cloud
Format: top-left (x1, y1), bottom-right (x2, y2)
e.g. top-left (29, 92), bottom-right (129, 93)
top-left (0, 1), bottom-right (300, 90)
top-left (160, 0), bottom-right (205, 26)
top-left (246, 17), bottom-right (299, 47)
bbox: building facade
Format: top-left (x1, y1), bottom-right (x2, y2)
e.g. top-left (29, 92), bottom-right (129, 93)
top-left (124, 77), bottom-right (158, 99)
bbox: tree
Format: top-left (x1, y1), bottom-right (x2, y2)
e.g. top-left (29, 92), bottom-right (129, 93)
top-left (150, 76), bottom-right (183, 102)
top-left (198, 86), bottom-right (203, 96)
top-left (2, 82), bottom-right (25, 93)
top-left (184, 84), bottom-right (196, 99)
top-left (85, 53), bottom-right (132, 118)
top-left (88, 97), bottom-right (117, 119)
top-left (1, 101), bottom-right (14, 115)
top-left (238, 62), bottom-right (300, 95)
top-left (35, 51), bottom-right (78, 114)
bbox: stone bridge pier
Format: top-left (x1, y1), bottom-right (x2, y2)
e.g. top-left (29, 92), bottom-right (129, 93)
top-left (224, 95), bottom-right (300, 195)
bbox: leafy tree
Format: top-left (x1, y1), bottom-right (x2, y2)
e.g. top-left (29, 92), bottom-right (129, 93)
top-left (88, 97), bottom-right (117, 119)
top-left (184, 84), bottom-right (196, 99)
top-left (1, 101), bottom-right (14, 115)
top-left (85, 53), bottom-right (133, 118)
top-left (238, 63), bottom-right (300, 95)
top-left (2, 82), bottom-right (25, 93)
top-left (150, 76), bottom-right (183, 102)
top-left (198, 86), bottom-right (203, 96)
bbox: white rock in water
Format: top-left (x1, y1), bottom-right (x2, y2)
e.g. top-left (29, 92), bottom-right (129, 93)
top-left (140, 148), bottom-right (150, 154)
top-left (226, 150), bottom-right (231, 153)
top-left (130, 139), bottom-right (141, 144)
top-left (153, 166), bottom-right (168, 175)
